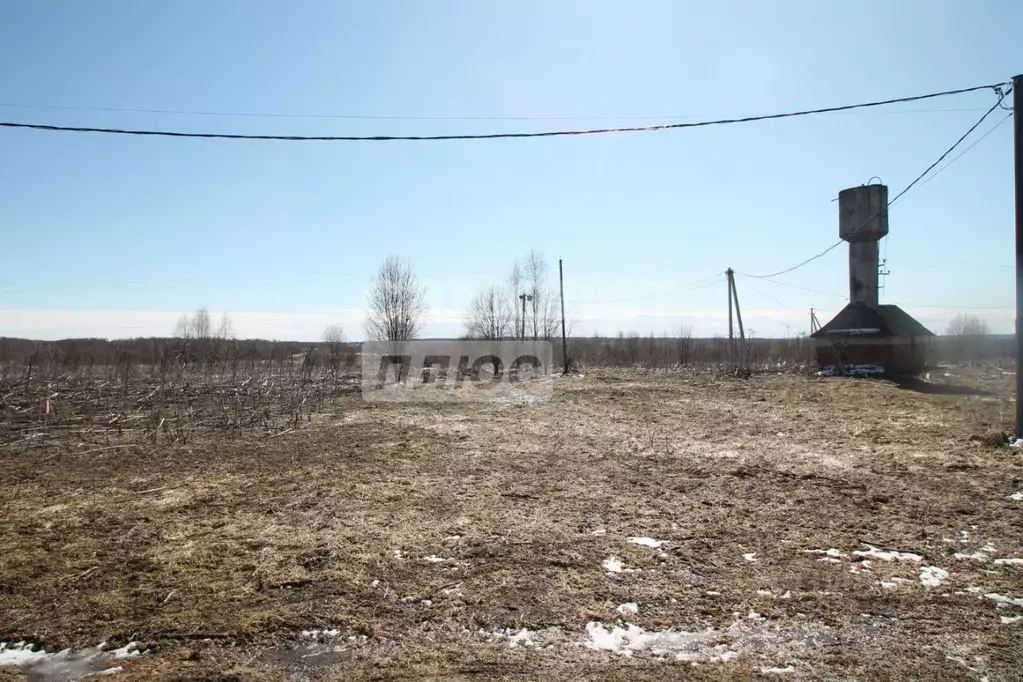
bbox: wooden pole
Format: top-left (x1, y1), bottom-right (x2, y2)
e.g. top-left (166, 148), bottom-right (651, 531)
top-left (727, 268), bottom-right (734, 363)
top-left (559, 259), bottom-right (568, 374)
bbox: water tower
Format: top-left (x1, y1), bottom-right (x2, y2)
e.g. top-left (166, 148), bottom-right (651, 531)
top-left (839, 184), bottom-right (888, 308)
top-left (810, 183), bottom-right (934, 376)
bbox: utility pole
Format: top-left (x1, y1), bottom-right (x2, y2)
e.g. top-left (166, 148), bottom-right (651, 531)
top-left (1015, 74), bottom-right (1022, 436)
top-left (727, 268), bottom-right (734, 362)
top-left (727, 268), bottom-right (746, 369)
top-left (559, 259), bottom-right (568, 374)
top-left (519, 293), bottom-right (533, 341)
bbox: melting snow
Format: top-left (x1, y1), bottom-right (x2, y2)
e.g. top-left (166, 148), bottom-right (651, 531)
top-left (0, 641), bottom-right (142, 679)
top-left (603, 556), bottom-right (633, 573)
top-left (1001, 615), bottom-right (1022, 624)
top-left (818, 557), bottom-right (842, 564)
top-left (301, 629), bottom-right (341, 639)
top-left (484, 627), bottom-right (560, 649)
top-left (803, 548), bottom-right (847, 558)
top-left (584, 622), bottom-right (735, 661)
top-left (761, 666), bottom-right (796, 674)
top-left (617, 602), bottom-right (639, 616)
top-left (506, 629), bottom-right (535, 648)
top-left (1009, 492), bottom-right (1023, 501)
top-left (985, 593), bottom-right (1023, 608)
top-left (591, 528), bottom-right (607, 536)
top-left (919, 566), bottom-right (949, 587)
top-left (954, 552), bottom-right (989, 562)
top-left (994, 558), bottom-right (1023, 565)
top-left (980, 544), bottom-right (997, 554)
top-left (1010, 439), bottom-right (1023, 451)
top-left (629, 537), bottom-right (665, 549)
top-left (880, 578), bottom-right (913, 589)
top-left (853, 544), bottom-right (922, 562)
top-left (423, 555), bottom-right (449, 563)
top-left (743, 552), bottom-right (758, 562)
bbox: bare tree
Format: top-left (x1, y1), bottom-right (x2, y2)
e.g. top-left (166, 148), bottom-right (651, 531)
top-left (216, 312), bottom-right (235, 340)
top-left (365, 256), bottom-right (427, 342)
top-left (192, 307), bottom-right (212, 339)
top-left (173, 314), bottom-right (191, 339)
top-left (945, 313), bottom-right (990, 364)
top-left (508, 260), bottom-right (524, 339)
top-left (523, 250), bottom-right (561, 341)
top-left (463, 285), bottom-right (514, 340)
top-left (675, 325), bottom-right (693, 365)
top-left (322, 324), bottom-right (347, 379)
top-left (466, 250), bottom-right (561, 342)
top-left (946, 314), bottom-right (989, 337)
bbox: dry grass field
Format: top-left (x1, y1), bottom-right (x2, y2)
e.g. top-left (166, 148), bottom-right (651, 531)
top-left (2, 364), bottom-right (1022, 680)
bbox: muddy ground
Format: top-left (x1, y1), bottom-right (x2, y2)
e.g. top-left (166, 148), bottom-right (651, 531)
top-left (1, 365), bottom-right (1021, 680)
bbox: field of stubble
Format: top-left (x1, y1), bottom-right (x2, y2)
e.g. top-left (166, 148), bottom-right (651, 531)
top-left (1, 365), bottom-right (1021, 681)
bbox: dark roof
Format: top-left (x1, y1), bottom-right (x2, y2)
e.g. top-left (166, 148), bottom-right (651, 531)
top-left (811, 303), bottom-right (934, 339)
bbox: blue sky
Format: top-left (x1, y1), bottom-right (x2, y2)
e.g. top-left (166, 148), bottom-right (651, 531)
top-left (0, 0), bottom-right (1018, 340)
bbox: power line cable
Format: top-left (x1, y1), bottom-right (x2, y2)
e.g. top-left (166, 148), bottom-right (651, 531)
top-left (0, 101), bottom-right (995, 121)
top-left (745, 86), bottom-right (1010, 279)
top-left (0, 83), bottom-right (1006, 143)
top-left (919, 112), bottom-right (1013, 188)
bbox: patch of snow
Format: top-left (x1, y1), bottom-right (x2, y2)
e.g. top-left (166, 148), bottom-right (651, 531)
top-left (585, 622), bottom-right (724, 659)
top-left (853, 544), bottom-right (922, 562)
top-left (705, 590), bottom-right (721, 596)
top-left (301, 629), bottom-right (341, 639)
top-left (1009, 492), bottom-right (1023, 501)
top-left (603, 556), bottom-right (630, 573)
top-left (966, 586), bottom-right (984, 593)
top-left (994, 558), bottom-right (1023, 565)
top-left (803, 548), bottom-right (847, 558)
top-left (880, 578), bottom-right (913, 589)
top-left (484, 627), bottom-right (561, 649)
top-left (628, 537), bottom-right (665, 549)
top-left (1001, 615), bottom-right (1022, 624)
top-left (817, 557), bottom-right (842, 564)
top-left (423, 555), bottom-right (448, 563)
top-left (985, 593), bottom-right (1023, 608)
top-left (506, 628), bottom-right (534, 648)
top-left (954, 552), bottom-right (989, 562)
top-left (371, 579), bottom-right (380, 587)
top-left (1010, 439), bottom-right (1023, 451)
top-left (0, 641), bottom-right (143, 679)
top-left (761, 666), bottom-right (796, 674)
top-left (591, 528), bottom-right (607, 536)
top-left (443, 535), bottom-right (461, 542)
top-left (919, 566), bottom-right (949, 588)
top-left (91, 667), bottom-right (124, 676)
top-left (743, 552), bottom-right (758, 562)
top-left (980, 544), bottom-right (997, 554)
top-left (392, 549), bottom-right (404, 558)
top-left (616, 602), bottom-right (639, 616)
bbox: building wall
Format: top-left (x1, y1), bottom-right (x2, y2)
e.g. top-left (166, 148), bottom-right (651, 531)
top-left (814, 336), bottom-right (928, 375)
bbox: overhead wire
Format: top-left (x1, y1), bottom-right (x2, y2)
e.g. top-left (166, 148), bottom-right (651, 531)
top-left (0, 101), bottom-right (996, 121)
top-left (0, 83), bottom-right (1006, 142)
top-left (744, 85), bottom-right (1011, 280)
top-left (918, 111), bottom-right (1013, 188)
